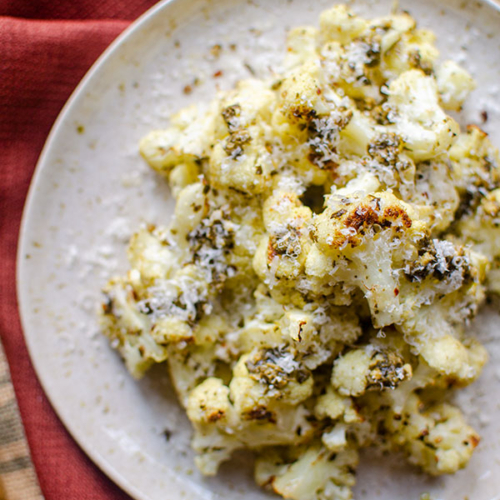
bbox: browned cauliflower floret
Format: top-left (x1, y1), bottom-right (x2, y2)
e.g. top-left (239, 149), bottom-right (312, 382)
top-left (311, 188), bottom-right (428, 327)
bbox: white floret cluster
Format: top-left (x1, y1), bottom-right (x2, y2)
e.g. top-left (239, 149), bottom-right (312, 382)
top-left (100, 5), bottom-right (499, 500)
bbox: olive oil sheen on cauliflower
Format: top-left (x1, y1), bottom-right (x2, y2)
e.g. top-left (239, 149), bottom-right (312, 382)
top-left (100, 5), bottom-right (500, 500)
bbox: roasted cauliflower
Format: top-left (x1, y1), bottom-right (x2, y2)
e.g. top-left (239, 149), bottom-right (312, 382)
top-left (100, 5), bottom-right (499, 500)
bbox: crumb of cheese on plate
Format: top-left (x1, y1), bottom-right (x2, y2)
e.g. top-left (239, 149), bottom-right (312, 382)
top-left (99, 5), bottom-right (499, 500)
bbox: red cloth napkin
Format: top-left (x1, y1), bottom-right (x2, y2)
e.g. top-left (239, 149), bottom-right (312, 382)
top-left (0, 1), bottom-right (157, 498)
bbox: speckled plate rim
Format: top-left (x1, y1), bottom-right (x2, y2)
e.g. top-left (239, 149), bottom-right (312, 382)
top-left (16, 0), bottom-right (500, 499)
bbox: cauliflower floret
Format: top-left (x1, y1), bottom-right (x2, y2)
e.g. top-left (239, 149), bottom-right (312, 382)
top-left (322, 423), bottom-right (348, 452)
top-left (453, 130), bottom-right (500, 198)
top-left (100, 278), bottom-right (167, 378)
top-left (207, 80), bottom-right (277, 195)
top-left (168, 346), bottom-right (221, 406)
top-left (450, 126), bottom-right (500, 201)
top-left (409, 160), bottom-right (460, 232)
top-left (338, 110), bottom-right (376, 156)
top-left (418, 334), bottom-right (488, 385)
top-left (255, 444), bottom-right (359, 500)
top-left (208, 127), bottom-right (273, 195)
top-left (187, 372), bottom-right (317, 475)
top-left (319, 5), bottom-right (368, 44)
top-left (185, 205), bottom-right (239, 290)
top-left (225, 360), bottom-right (266, 418)
top-left (220, 79), bottom-right (276, 130)
top-left (319, 39), bottom-right (382, 102)
top-left (388, 70), bottom-right (460, 162)
top-left (230, 350), bottom-right (313, 410)
top-left (138, 264), bottom-right (212, 323)
top-left (436, 60), bottom-right (476, 111)
top-left (456, 189), bottom-right (500, 258)
top-left (280, 306), bottom-right (361, 369)
top-left (275, 61), bottom-right (333, 128)
top-left (139, 104), bottom-right (215, 173)
top-left (191, 426), bottom-right (240, 476)
top-left (319, 11), bottom-right (423, 101)
top-left (455, 189), bottom-right (500, 291)
top-left (285, 26), bottom-right (319, 70)
top-left (168, 162), bottom-right (200, 198)
top-left (388, 393), bottom-right (480, 475)
top-left (360, 133), bottom-right (417, 197)
top-left (332, 350), bottom-right (370, 397)
top-left (372, 13), bottom-right (416, 54)
top-left (169, 182), bottom-right (209, 248)
top-left (373, 15), bottom-right (438, 79)
top-left (400, 239), bottom-right (487, 315)
top-left (332, 348), bottom-right (412, 397)
top-left (314, 386), bottom-right (362, 424)
top-left (151, 315), bottom-right (193, 345)
top-left (313, 188), bottom-right (424, 251)
top-left (312, 188), bottom-right (428, 327)
top-left (103, 262), bottom-right (216, 381)
top-left (398, 241), bottom-right (488, 368)
top-left (253, 190), bottom-right (313, 289)
top-left (127, 226), bottom-right (176, 284)
top-left (187, 377), bottom-right (233, 425)
top-left (304, 243), bottom-right (333, 283)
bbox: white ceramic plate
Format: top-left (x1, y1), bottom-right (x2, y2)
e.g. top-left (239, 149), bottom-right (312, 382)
top-left (17, 0), bottom-right (500, 499)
